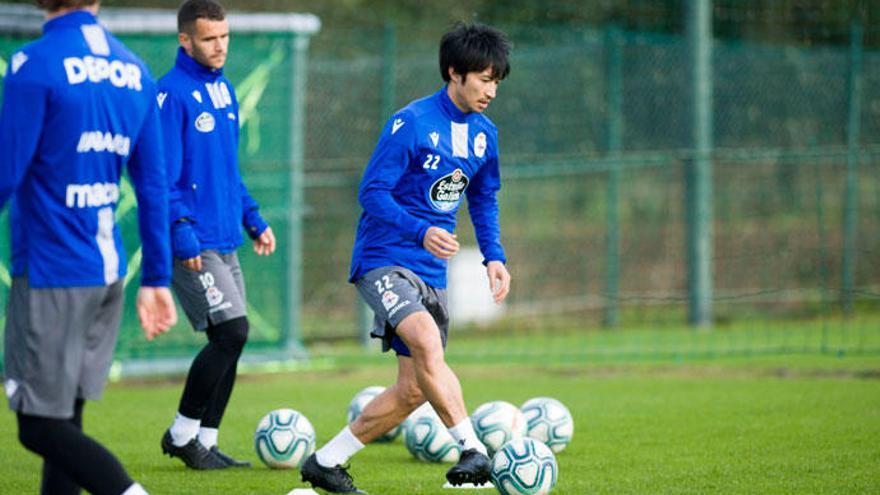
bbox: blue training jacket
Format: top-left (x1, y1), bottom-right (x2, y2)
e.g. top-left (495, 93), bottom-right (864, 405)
top-left (158, 48), bottom-right (267, 260)
top-left (350, 87), bottom-right (506, 288)
top-left (0, 11), bottom-right (170, 288)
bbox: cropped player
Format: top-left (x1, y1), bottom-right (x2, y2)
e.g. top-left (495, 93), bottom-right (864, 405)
top-left (157, 0), bottom-right (276, 470)
top-left (301, 22), bottom-right (512, 493)
top-left (1, 1), bottom-right (177, 494)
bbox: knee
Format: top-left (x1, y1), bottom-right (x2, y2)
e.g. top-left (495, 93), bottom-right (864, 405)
top-left (401, 329), bottom-right (443, 364)
top-left (207, 317), bottom-right (249, 355)
top-left (411, 343), bottom-right (445, 375)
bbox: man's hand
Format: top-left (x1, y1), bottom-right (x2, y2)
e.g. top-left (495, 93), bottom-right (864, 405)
top-left (423, 226), bottom-right (459, 260)
top-left (182, 255), bottom-right (202, 272)
top-left (486, 260), bottom-right (511, 304)
top-left (136, 287), bottom-right (178, 341)
top-left (254, 226), bottom-right (276, 256)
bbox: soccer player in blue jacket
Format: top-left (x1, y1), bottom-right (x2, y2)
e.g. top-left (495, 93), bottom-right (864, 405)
top-left (157, 0), bottom-right (276, 470)
top-left (0, 1), bottom-right (177, 494)
top-left (302, 23), bottom-right (512, 493)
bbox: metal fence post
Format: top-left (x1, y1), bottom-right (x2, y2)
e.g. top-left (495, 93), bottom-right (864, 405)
top-left (604, 25), bottom-right (623, 328)
top-left (842, 20), bottom-right (863, 316)
top-left (686, 0), bottom-right (714, 327)
top-left (286, 32), bottom-right (309, 356)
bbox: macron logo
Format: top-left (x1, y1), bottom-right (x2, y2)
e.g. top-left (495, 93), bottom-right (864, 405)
top-left (157, 92), bottom-right (168, 109)
top-left (65, 182), bottom-right (120, 208)
top-left (11, 52), bottom-right (28, 74)
top-left (392, 118), bottom-right (405, 135)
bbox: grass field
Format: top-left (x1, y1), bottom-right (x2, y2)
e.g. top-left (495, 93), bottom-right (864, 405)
top-left (1, 353), bottom-right (879, 494)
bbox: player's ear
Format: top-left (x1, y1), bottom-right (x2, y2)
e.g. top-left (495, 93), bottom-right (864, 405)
top-left (178, 32), bottom-right (191, 51)
top-left (448, 67), bottom-right (461, 85)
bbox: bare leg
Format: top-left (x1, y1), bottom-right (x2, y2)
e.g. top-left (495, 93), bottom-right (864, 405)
top-left (350, 355), bottom-right (425, 443)
top-left (394, 310), bottom-right (467, 428)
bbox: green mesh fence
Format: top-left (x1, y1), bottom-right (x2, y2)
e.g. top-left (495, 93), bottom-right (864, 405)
top-left (300, 23), bottom-right (880, 362)
top-left (0, 10), bottom-right (878, 371)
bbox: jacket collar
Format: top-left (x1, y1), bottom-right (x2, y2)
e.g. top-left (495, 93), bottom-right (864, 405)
top-left (175, 47), bottom-right (224, 81)
top-left (43, 10), bottom-right (98, 34)
top-left (435, 86), bottom-right (472, 123)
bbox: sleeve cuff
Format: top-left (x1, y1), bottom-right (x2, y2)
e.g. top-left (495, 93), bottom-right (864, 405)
top-left (243, 208), bottom-right (269, 240)
top-left (171, 222), bottom-right (201, 260)
top-left (482, 249), bottom-right (507, 266)
top-left (140, 275), bottom-right (171, 287)
top-left (414, 221), bottom-right (431, 245)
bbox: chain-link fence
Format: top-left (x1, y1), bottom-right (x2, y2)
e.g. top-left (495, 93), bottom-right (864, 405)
top-left (301, 21), bottom-right (879, 359)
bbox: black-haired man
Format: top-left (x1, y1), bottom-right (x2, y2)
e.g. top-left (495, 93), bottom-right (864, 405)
top-left (301, 23), bottom-right (512, 494)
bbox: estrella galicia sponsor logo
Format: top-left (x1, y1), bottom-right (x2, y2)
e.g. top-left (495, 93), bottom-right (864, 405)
top-left (429, 168), bottom-right (469, 212)
top-left (77, 131), bottom-right (130, 156)
top-left (65, 182), bottom-right (119, 208)
top-left (63, 56), bottom-right (142, 90)
top-left (195, 112), bottom-right (215, 133)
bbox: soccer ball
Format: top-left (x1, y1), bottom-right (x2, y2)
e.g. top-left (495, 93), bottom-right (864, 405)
top-left (404, 412), bottom-right (460, 463)
top-left (347, 385), bottom-right (402, 442)
top-left (400, 401), bottom-right (439, 442)
top-left (254, 408), bottom-right (316, 469)
top-left (471, 400), bottom-right (528, 456)
top-left (520, 397), bottom-right (574, 453)
top-left (491, 437), bottom-right (558, 495)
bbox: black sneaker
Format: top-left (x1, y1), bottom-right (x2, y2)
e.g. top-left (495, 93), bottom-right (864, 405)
top-left (446, 448), bottom-right (492, 486)
top-left (210, 446), bottom-right (252, 468)
top-left (161, 430), bottom-right (228, 470)
top-left (300, 453), bottom-right (367, 494)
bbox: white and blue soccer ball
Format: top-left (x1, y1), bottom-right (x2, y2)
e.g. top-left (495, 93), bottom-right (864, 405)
top-left (254, 408), bottom-right (316, 469)
top-left (404, 411), bottom-right (460, 463)
top-left (347, 385), bottom-right (402, 442)
top-left (400, 401), bottom-right (439, 443)
top-left (520, 397), bottom-right (574, 453)
top-left (471, 400), bottom-right (528, 456)
top-left (491, 437), bottom-right (558, 495)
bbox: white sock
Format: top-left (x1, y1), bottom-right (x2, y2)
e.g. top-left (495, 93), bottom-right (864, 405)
top-left (120, 482), bottom-right (148, 495)
top-left (315, 426), bottom-right (365, 467)
top-left (170, 413), bottom-right (200, 447)
top-left (448, 418), bottom-right (487, 455)
top-left (198, 427), bottom-right (218, 449)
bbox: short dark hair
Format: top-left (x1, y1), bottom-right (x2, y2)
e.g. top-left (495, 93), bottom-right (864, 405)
top-left (439, 23), bottom-right (511, 83)
top-left (36, 0), bottom-right (97, 12)
top-left (177, 0), bottom-right (226, 34)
